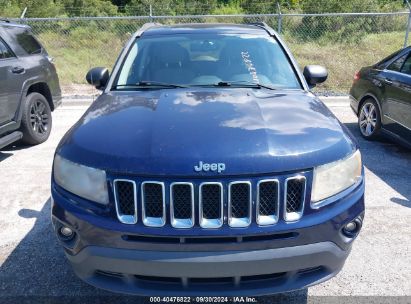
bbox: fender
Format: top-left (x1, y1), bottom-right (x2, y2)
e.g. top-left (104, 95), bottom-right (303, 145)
top-left (358, 91), bottom-right (385, 124)
top-left (0, 76), bottom-right (46, 135)
top-left (13, 74), bottom-right (49, 125)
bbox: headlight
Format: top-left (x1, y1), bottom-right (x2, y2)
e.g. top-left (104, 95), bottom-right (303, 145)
top-left (311, 150), bottom-right (362, 208)
top-left (53, 154), bottom-right (109, 205)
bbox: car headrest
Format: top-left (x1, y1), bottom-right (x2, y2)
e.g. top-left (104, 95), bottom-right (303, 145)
top-left (152, 43), bottom-right (189, 66)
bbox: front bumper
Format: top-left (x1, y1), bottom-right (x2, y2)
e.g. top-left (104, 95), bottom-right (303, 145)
top-left (51, 176), bottom-right (364, 296)
top-left (67, 241), bottom-right (349, 296)
top-left (349, 95), bottom-right (360, 116)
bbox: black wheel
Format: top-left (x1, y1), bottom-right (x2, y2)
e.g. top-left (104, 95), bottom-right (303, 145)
top-left (20, 92), bottom-right (52, 145)
top-left (358, 98), bottom-right (381, 140)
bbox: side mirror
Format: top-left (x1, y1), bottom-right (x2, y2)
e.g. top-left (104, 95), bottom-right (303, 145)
top-left (86, 67), bottom-right (109, 90)
top-left (303, 65), bottom-right (328, 87)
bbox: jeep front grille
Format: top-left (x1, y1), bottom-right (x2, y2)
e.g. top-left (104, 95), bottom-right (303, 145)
top-left (113, 174), bottom-right (307, 228)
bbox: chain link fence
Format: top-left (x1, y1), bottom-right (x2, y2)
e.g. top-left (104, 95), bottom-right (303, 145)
top-left (14, 11), bottom-right (411, 95)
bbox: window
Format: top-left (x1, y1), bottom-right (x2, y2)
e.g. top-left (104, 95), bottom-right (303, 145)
top-left (115, 33), bottom-right (301, 90)
top-left (0, 38), bottom-right (13, 59)
top-left (387, 54), bottom-right (408, 72)
top-left (16, 31), bottom-right (42, 54)
top-left (400, 55), bottom-right (411, 76)
top-left (375, 49), bottom-right (403, 69)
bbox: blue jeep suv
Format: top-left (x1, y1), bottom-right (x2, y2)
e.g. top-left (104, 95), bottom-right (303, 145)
top-left (51, 23), bottom-right (365, 296)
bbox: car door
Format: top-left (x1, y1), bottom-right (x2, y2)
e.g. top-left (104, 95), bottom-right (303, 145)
top-left (394, 54), bottom-right (411, 131)
top-left (0, 36), bottom-right (25, 126)
top-left (379, 52), bottom-right (411, 139)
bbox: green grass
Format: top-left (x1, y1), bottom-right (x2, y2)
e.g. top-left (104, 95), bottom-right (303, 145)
top-left (37, 30), bottom-right (127, 87)
top-left (287, 31), bottom-right (405, 93)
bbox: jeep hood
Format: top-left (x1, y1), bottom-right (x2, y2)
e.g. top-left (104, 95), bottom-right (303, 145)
top-left (57, 88), bottom-right (356, 176)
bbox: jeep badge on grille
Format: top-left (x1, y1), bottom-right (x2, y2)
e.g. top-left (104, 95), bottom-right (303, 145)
top-left (194, 161), bottom-right (225, 173)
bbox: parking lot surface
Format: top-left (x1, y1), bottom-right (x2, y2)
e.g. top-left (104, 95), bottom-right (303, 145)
top-left (0, 97), bottom-right (410, 303)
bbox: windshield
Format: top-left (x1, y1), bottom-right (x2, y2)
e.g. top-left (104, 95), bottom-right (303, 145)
top-left (115, 33), bottom-right (301, 89)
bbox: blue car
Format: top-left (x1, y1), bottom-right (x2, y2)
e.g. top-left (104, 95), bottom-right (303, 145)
top-left (51, 23), bottom-right (365, 296)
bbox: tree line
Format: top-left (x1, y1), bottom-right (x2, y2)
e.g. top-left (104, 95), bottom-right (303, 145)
top-left (0, 0), bottom-right (406, 18)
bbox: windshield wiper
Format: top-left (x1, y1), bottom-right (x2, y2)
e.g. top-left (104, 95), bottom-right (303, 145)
top-left (113, 81), bottom-right (187, 89)
top-left (215, 81), bottom-right (276, 90)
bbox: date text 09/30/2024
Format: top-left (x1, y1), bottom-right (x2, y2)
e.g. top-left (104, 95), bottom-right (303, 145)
top-left (150, 297), bottom-right (258, 303)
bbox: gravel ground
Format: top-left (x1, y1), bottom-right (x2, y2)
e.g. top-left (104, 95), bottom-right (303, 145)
top-left (0, 97), bottom-right (410, 304)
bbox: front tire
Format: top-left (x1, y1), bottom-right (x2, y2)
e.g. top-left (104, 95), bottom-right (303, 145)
top-left (20, 92), bottom-right (52, 145)
top-left (358, 98), bottom-right (381, 140)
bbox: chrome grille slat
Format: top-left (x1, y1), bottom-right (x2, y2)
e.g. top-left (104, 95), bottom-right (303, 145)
top-left (141, 181), bottom-right (166, 227)
top-left (113, 179), bottom-right (137, 224)
top-left (257, 179), bottom-right (280, 226)
top-left (284, 176), bottom-right (306, 222)
top-left (170, 182), bottom-right (194, 228)
top-left (199, 182), bottom-right (223, 228)
top-left (228, 181), bottom-right (251, 228)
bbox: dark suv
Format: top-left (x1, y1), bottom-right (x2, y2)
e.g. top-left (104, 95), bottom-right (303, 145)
top-left (52, 23), bottom-right (365, 296)
top-left (0, 20), bottom-right (61, 149)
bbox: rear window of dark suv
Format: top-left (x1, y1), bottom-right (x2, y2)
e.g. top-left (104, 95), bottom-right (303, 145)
top-left (16, 31), bottom-right (42, 54)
